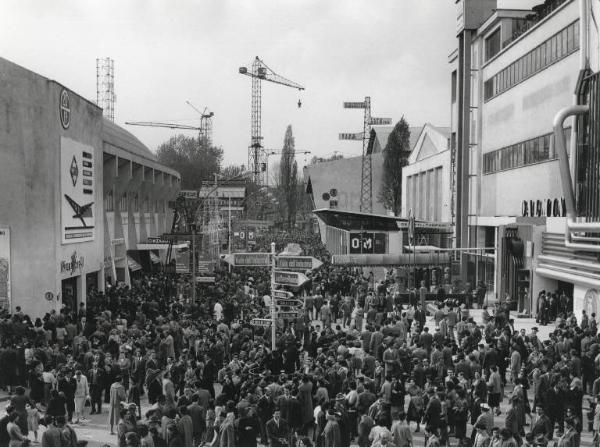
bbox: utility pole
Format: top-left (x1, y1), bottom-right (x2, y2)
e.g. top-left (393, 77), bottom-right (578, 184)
top-left (191, 224), bottom-right (197, 305)
top-left (270, 242), bottom-right (276, 350)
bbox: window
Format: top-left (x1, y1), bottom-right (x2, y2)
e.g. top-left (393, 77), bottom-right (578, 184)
top-left (484, 21), bottom-right (580, 100)
top-left (104, 190), bottom-right (114, 212)
top-left (483, 128), bottom-right (570, 174)
top-left (119, 193), bottom-right (127, 212)
top-left (485, 28), bottom-right (502, 61)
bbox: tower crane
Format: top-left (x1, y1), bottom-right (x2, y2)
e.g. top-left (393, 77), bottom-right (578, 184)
top-left (239, 56), bottom-right (304, 185)
top-left (125, 102), bottom-right (214, 146)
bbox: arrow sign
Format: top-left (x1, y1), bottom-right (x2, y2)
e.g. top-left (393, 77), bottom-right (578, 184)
top-left (370, 117), bottom-right (392, 125)
top-left (339, 132), bottom-right (364, 141)
top-left (251, 318), bottom-right (272, 327)
top-left (276, 256), bottom-right (323, 271)
top-left (222, 252), bottom-right (270, 267)
top-left (343, 101), bottom-right (366, 109)
top-left (274, 271), bottom-right (309, 287)
top-left (275, 299), bottom-right (303, 307)
top-left (276, 310), bottom-right (303, 320)
top-left (272, 290), bottom-right (294, 300)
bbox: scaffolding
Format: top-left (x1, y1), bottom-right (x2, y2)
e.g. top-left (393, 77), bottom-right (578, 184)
top-left (96, 58), bottom-right (115, 122)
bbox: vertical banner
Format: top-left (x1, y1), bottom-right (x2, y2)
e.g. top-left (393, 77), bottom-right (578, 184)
top-left (0, 228), bottom-right (10, 310)
top-left (61, 137), bottom-right (95, 244)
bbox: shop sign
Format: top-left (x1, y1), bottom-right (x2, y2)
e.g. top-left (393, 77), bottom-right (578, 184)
top-left (147, 237), bottom-right (170, 244)
top-left (61, 251), bottom-right (85, 275)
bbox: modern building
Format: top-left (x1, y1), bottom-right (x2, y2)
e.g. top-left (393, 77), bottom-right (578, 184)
top-left (451, 0), bottom-right (600, 315)
top-left (304, 125), bottom-right (423, 214)
top-left (0, 57), bottom-right (180, 316)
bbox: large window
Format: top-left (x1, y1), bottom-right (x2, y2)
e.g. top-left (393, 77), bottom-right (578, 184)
top-left (484, 20), bottom-right (579, 101)
top-left (483, 128), bottom-right (571, 174)
top-left (485, 28), bottom-right (502, 62)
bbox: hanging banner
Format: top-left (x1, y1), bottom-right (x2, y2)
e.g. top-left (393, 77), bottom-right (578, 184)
top-left (0, 228), bottom-right (9, 310)
top-left (61, 137), bottom-right (95, 244)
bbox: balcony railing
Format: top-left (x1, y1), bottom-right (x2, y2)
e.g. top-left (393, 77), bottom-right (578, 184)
top-left (502, 0), bottom-right (569, 48)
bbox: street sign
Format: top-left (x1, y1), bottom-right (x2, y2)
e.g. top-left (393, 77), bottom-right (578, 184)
top-left (276, 256), bottom-right (323, 271)
top-left (196, 276), bottom-right (215, 283)
top-left (197, 260), bottom-right (213, 273)
top-left (343, 101), bottom-right (366, 109)
top-left (251, 318), bottom-right (271, 327)
top-left (370, 117), bottom-right (392, 125)
top-left (276, 311), bottom-right (302, 320)
top-left (274, 271), bottom-right (309, 287)
top-left (222, 252), bottom-right (270, 267)
top-left (339, 132), bottom-right (364, 140)
top-left (274, 299), bottom-right (303, 307)
top-left (272, 290), bottom-right (294, 299)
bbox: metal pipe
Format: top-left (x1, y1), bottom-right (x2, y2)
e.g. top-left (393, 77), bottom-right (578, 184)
top-left (538, 254), bottom-right (600, 271)
top-left (537, 263), bottom-right (600, 281)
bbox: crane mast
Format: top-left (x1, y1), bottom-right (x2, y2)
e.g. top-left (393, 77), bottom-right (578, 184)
top-left (239, 56), bottom-right (304, 185)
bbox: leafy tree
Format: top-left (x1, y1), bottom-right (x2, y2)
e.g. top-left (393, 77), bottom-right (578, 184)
top-left (156, 135), bottom-right (223, 189)
top-left (378, 117), bottom-right (411, 216)
top-left (279, 125), bottom-right (299, 229)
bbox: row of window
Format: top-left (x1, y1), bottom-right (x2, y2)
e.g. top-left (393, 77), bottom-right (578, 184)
top-left (482, 128), bottom-right (571, 174)
top-left (104, 190), bottom-right (167, 213)
top-left (484, 20), bottom-right (579, 100)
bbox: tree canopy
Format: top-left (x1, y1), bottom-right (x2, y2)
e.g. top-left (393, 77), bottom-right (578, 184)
top-left (156, 135), bottom-right (223, 189)
top-left (279, 125), bottom-right (299, 229)
top-left (378, 117), bottom-right (411, 216)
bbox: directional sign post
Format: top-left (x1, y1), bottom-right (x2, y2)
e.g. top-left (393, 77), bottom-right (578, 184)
top-left (276, 256), bottom-right (323, 271)
top-left (272, 289), bottom-right (294, 300)
top-left (274, 271), bottom-right (309, 287)
top-left (370, 117), bottom-right (392, 125)
top-left (251, 318), bottom-right (272, 327)
top-left (277, 310), bottom-right (303, 320)
top-left (339, 132), bottom-right (364, 141)
top-left (274, 299), bottom-right (303, 308)
top-left (222, 252), bottom-right (270, 267)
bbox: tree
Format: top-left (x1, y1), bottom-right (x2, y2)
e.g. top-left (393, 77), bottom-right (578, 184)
top-left (378, 117), bottom-right (411, 216)
top-left (279, 125), bottom-right (299, 229)
top-left (156, 135), bottom-right (223, 189)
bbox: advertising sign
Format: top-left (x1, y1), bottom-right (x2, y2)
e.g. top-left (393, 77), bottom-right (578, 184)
top-left (61, 137), bottom-right (95, 244)
top-left (276, 256), bottom-right (323, 270)
top-left (343, 101), bottom-right (366, 109)
top-left (222, 253), bottom-right (270, 267)
top-left (370, 117), bottom-right (392, 125)
top-left (274, 271), bottom-right (309, 286)
top-left (339, 133), bottom-right (364, 140)
top-left (349, 232), bottom-right (387, 254)
top-left (0, 228), bottom-right (10, 310)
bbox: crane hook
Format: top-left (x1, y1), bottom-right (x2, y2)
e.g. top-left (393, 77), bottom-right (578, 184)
top-left (297, 99), bottom-right (302, 108)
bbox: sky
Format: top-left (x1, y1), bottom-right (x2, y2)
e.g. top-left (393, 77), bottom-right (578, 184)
top-left (1, 0), bottom-right (458, 170)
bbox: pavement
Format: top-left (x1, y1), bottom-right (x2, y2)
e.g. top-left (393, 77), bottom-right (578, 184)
top-left (0, 310), bottom-right (561, 446)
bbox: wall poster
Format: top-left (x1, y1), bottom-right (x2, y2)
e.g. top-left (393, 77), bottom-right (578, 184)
top-left (61, 137), bottom-right (95, 244)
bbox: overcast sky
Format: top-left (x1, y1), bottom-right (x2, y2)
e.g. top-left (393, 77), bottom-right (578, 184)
top-left (1, 0), bottom-right (457, 169)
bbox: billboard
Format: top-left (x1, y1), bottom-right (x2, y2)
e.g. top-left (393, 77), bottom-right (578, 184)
top-left (61, 137), bottom-right (95, 244)
top-left (0, 228), bottom-right (9, 310)
top-left (349, 232), bottom-right (387, 254)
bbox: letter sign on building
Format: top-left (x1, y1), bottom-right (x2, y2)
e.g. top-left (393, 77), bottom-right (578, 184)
top-left (59, 89), bottom-right (71, 129)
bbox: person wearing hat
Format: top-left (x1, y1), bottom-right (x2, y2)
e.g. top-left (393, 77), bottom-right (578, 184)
top-left (557, 418), bottom-right (577, 447)
top-left (529, 406), bottom-right (552, 442)
top-left (323, 409), bottom-right (342, 447)
top-left (109, 375), bottom-right (127, 435)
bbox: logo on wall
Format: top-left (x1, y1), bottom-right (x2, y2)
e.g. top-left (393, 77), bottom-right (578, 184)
top-left (59, 89), bottom-right (71, 129)
top-left (61, 137), bottom-right (95, 244)
top-left (60, 251), bottom-right (84, 275)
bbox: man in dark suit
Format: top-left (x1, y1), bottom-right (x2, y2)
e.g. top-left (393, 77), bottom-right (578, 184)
top-left (530, 406), bottom-right (553, 441)
top-left (87, 361), bottom-right (106, 415)
top-left (423, 389), bottom-right (442, 434)
top-left (414, 304), bottom-right (426, 330)
top-left (187, 394), bottom-right (205, 447)
top-left (266, 410), bottom-right (290, 447)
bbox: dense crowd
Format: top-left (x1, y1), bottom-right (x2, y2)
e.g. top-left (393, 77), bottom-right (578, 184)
top-left (0, 230), bottom-right (592, 447)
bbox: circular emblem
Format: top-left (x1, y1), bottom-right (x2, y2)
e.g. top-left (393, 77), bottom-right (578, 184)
top-left (584, 289), bottom-right (599, 317)
top-left (322, 192), bottom-right (330, 201)
top-left (44, 291), bottom-right (54, 301)
top-left (59, 89), bottom-right (71, 129)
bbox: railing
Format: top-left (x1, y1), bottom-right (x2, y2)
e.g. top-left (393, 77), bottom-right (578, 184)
top-left (554, 71), bottom-right (600, 252)
top-left (502, 0), bottom-right (569, 48)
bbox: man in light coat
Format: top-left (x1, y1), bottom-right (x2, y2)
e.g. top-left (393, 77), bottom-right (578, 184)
top-left (73, 370), bottom-right (89, 424)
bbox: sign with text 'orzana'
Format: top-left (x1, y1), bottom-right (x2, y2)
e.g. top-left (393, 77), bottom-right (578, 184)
top-left (274, 271), bottom-right (309, 287)
top-left (275, 256), bottom-right (322, 270)
top-left (222, 252), bottom-right (270, 267)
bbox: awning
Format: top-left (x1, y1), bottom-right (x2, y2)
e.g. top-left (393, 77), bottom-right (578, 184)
top-left (127, 256), bottom-right (142, 271)
top-left (136, 242), bottom-right (189, 250)
top-left (149, 252), bottom-right (161, 264)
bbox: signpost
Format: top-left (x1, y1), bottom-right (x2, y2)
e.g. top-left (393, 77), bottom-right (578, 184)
top-left (276, 256), bottom-right (322, 270)
top-left (222, 252), bottom-right (270, 267)
top-left (274, 271), bottom-right (309, 287)
top-left (276, 310), bottom-right (302, 320)
top-left (251, 318), bottom-right (272, 327)
top-left (370, 117), bottom-right (392, 125)
top-left (274, 299), bottom-right (303, 308)
top-left (272, 289), bottom-right (294, 300)
top-left (196, 276), bottom-right (215, 283)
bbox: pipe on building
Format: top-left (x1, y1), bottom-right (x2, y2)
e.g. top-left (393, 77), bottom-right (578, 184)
top-left (538, 254), bottom-right (600, 272)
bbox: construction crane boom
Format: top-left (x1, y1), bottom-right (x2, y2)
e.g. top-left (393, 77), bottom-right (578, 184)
top-left (239, 56), bottom-right (304, 185)
top-left (125, 121), bottom-right (201, 131)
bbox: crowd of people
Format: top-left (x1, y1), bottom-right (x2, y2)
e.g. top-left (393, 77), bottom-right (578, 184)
top-left (0, 230), bottom-right (592, 447)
